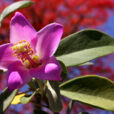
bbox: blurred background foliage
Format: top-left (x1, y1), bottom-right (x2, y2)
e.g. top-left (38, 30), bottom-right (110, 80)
top-left (0, 0), bottom-right (114, 114)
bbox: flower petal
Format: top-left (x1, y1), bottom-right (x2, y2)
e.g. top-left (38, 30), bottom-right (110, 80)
top-left (10, 12), bottom-right (36, 43)
top-left (35, 23), bottom-right (63, 60)
top-left (0, 43), bottom-right (18, 70)
top-left (7, 61), bottom-right (32, 91)
top-left (30, 57), bottom-right (62, 81)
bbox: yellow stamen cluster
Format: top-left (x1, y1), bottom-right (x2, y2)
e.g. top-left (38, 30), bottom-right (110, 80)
top-left (11, 40), bottom-right (41, 68)
top-left (11, 40), bottom-right (33, 62)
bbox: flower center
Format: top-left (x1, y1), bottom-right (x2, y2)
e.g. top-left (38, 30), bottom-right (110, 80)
top-left (11, 40), bottom-right (40, 68)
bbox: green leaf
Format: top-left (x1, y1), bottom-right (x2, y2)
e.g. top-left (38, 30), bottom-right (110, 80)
top-left (20, 89), bottom-right (38, 104)
top-left (79, 62), bottom-right (93, 66)
top-left (67, 100), bottom-right (75, 114)
top-left (55, 29), bottom-right (114, 56)
top-left (0, 1), bottom-right (34, 25)
top-left (11, 93), bottom-right (26, 105)
top-left (58, 60), bottom-right (68, 81)
top-left (60, 75), bottom-right (114, 111)
top-left (0, 88), bottom-right (18, 113)
top-left (57, 46), bottom-right (114, 67)
top-left (46, 81), bottom-right (63, 112)
top-left (55, 29), bottom-right (114, 67)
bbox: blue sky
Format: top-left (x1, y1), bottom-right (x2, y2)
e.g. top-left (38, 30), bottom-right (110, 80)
top-left (100, 15), bottom-right (114, 37)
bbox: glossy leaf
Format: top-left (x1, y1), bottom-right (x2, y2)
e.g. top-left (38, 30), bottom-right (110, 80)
top-left (60, 75), bottom-right (114, 111)
top-left (57, 46), bottom-right (114, 67)
top-left (55, 30), bottom-right (114, 67)
top-left (46, 81), bottom-right (63, 112)
top-left (55, 29), bottom-right (114, 56)
top-left (58, 60), bottom-right (68, 81)
top-left (67, 100), bottom-right (75, 114)
top-left (0, 88), bottom-right (18, 113)
top-left (0, 1), bottom-right (34, 25)
top-left (79, 62), bottom-right (93, 66)
top-left (11, 93), bottom-right (26, 105)
top-left (20, 90), bottom-right (37, 104)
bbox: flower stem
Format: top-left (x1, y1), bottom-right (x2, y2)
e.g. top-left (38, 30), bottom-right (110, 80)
top-left (44, 80), bottom-right (47, 92)
top-left (28, 78), bottom-right (37, 90)
top-left (37, 80), bottom-right (44, 95)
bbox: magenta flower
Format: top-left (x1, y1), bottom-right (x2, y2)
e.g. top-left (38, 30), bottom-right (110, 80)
top-left (0, 12), bottom-right (63, 91)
